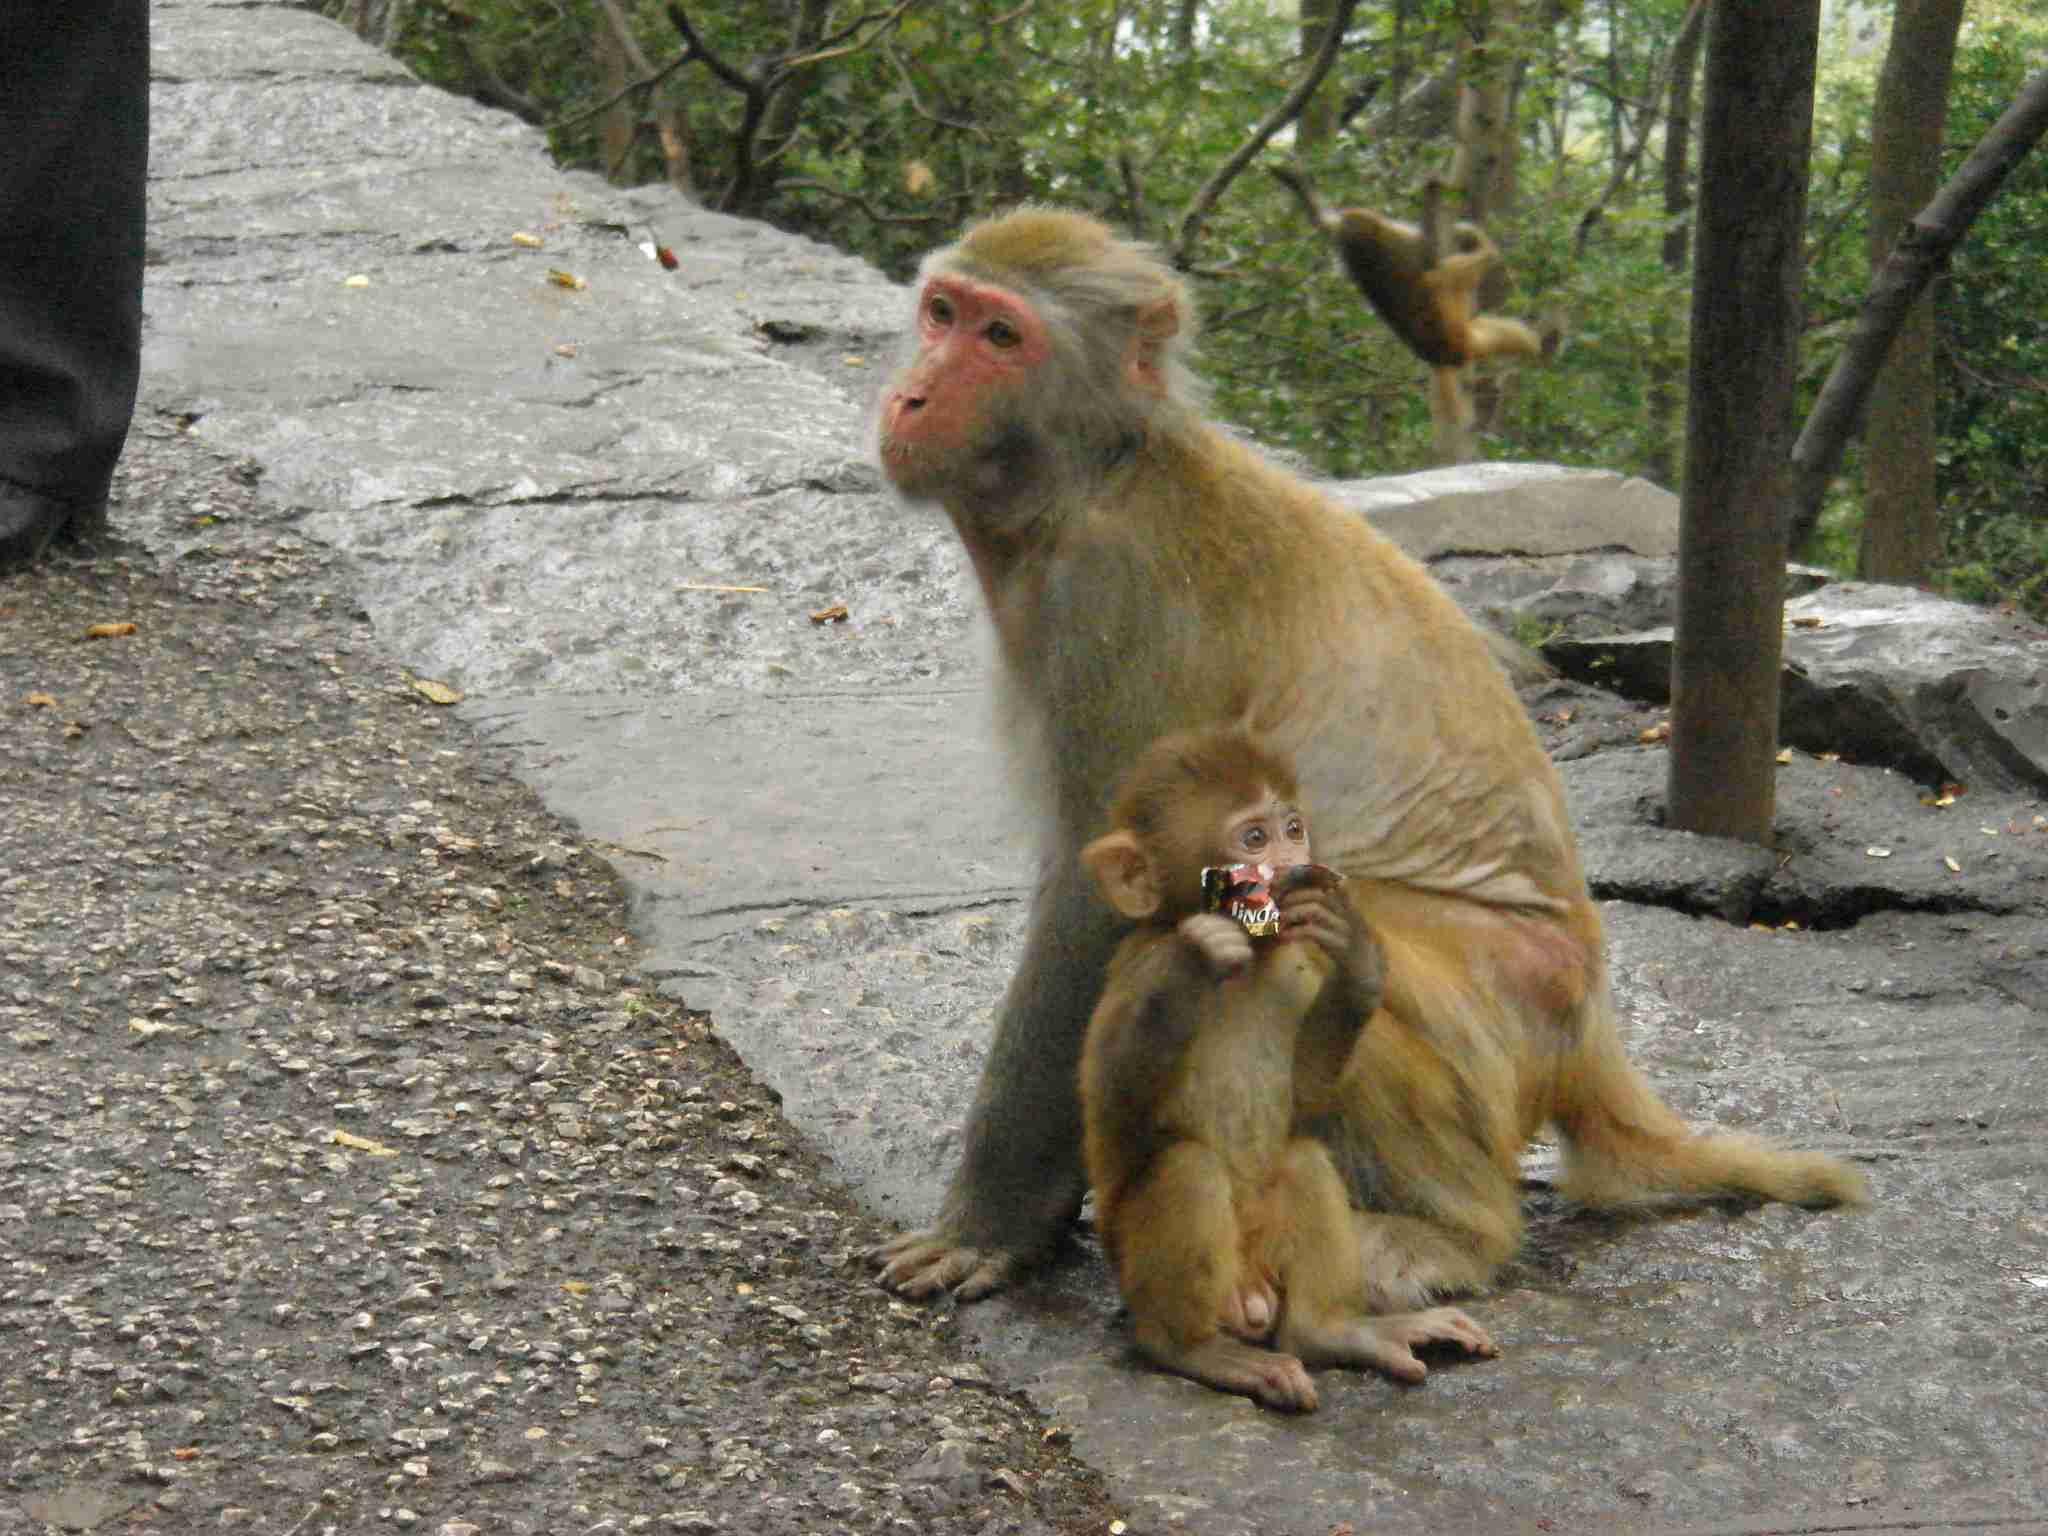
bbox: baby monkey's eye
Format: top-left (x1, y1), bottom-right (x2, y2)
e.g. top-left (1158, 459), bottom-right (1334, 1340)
top-left (985, 319), bottom-right (1022, 349)
top-left (1242, 826), bottom-right (1268, 850)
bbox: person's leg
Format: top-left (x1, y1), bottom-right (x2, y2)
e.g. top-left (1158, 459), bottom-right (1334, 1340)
top-left (0, 0), bottom-right (149, 569)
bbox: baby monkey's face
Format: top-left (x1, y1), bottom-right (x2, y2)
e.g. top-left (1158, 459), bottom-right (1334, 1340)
top-left (1200, 792), bottom-right (1312, 939)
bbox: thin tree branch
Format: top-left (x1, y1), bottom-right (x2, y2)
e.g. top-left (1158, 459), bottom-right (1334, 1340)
top-left (1572, 0), bottom-right (1704, 259)
top-left (1169, 0), bottom-right (1362, 269)
top-left (1787, 67), bottom-right (2048, 550)
top-left (779, 178), bottom-right (960, 226)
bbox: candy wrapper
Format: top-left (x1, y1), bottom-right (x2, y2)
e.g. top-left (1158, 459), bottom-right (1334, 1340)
top-left (1201, 862), bottom-right (1282, 937)
top-left (1200, 862), bottom-right (1345, 938)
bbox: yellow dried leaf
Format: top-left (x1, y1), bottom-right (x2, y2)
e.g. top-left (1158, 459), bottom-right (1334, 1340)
top-left (330, 1129), bottom-right (400, 1157)
top-left (411, 678), bottom-right (464, 706)
top-left (546, 268), bottom-right (587, 291)
top-left (83, 622), bottom-right (137, 640)
top-left (808, 603), bottom-right (850, 625)
top-left (511, 231), bottom-right (545, 248)
top-left (1943, 855), bottom-right (1961, 873)
top-left (25, 692), bottom-right (57, 708)
top-left (553, 342), bottom-right (579, 358)
top-left (1789, 615), bottom-right (1824, 629)
top-left (1637, 721), bottom-right (1670, 744)
top-left (1865, 846), bottom-right (1892, 859)
top-left (561, 1280), bottom-right (590, 1296)
top-left (343, 274), bottom-right (371, 288)
top-left (1775, 748), bottom-right (1793, 764)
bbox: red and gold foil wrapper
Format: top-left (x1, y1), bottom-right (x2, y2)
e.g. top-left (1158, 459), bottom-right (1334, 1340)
top-left (1201, 862), bottom-right (1281, 937)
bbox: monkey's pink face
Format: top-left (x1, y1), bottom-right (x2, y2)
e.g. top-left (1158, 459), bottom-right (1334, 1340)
top-left (876, 274), bottom-right (1051, 493)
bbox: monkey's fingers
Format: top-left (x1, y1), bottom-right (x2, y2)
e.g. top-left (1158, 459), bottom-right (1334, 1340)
top-left (870, 1231), bottom-right (1018, 1302)
top-left (1271, 862), bottom-right (1345, 897)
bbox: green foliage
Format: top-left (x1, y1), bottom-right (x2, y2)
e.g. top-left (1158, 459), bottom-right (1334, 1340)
top-left (336, 0), bottom-right (2045, 613)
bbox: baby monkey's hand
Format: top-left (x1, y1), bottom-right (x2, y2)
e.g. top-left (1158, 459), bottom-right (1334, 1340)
top-left (1272, 864), bottom-right (1385, 1011)
top-left (1177, 911), bottom-right (1255, 979)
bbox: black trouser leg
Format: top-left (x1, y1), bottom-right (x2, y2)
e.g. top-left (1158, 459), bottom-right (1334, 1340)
top-left (0, 0), bottom-right (149, 565)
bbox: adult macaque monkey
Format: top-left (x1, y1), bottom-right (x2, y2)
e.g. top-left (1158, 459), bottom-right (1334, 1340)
top-left (869, 207), bottom-right (1867, 1309)
top-left (1268, 165), bottom-right (1545, 454)
top-left (1080, 725), bottom-right (1496, 1411)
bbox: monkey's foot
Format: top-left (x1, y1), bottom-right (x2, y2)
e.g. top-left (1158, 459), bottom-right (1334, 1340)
top-left (1220, 1272), bottom-right (1280, 1342)
top-left (869, 1229), bottom-right (1022, 1302)
top-left (1160, 1337), bottom-right (1319, 1413)
top-left (1345, 1306), bottom-right (1498, 1384)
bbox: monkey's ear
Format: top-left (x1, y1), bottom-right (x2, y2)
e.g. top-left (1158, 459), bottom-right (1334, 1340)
top-left (1081, 830), bottom-right (1161, 920)
top-left (1123, 297), bottom-right (1181, 398)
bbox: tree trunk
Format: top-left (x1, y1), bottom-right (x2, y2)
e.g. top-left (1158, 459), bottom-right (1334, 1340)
top-left (1296, 0), bottom-right (1339, 152)
top-left (1643, 0), bottom-right (1704, 490)
top-left (1666, 0), bottom-right (1821, 849)
top-left (1855, 0), bottom-right (1964, 582)
top-left (595, 11), bottom-right (636, 182)
top-left (1787, 68), bottom-right (2048, 551)
top-left (1452, 0), bottom-right (1520, 228)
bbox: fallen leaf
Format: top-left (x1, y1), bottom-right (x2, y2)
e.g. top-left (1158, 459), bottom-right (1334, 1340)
top-left (809, 604), bottom-right (850, 625)
top-left (83, 622), bottom-right (137, 639)
top-left (552, 342), bottom-right (578, 358)
top-left (841, 353), bottom-right (867, 367)
top-left (343, 273), bottom-right (371, 288)
top-left (1818, 751), bottom-right (1840, 762)
top-left (561, 1280), bottom-right (590, 1296)
top-left (1775, 748), bottom-right (1793, 764)
top-left (510, 231), bottom-right (544, 248)
top-left (1943, 855), bottom-right (1961, 873)
top-left (172, 1447), bottom-right (202, 1461)
top-left (676, 582), bottom-right (768, 594)
top-left (546, 268), bottom-right (586, 291)
top-left (25, 692), bottom-right (56, 708)
top-left (1790, 615), bottom-right (1824, 628)
top-left (1865, 846), bottom-right (1892, 859)
top-left (1637, 721), bottom-right (1670, 744)
top-left (330, 1129), bottom-right (401, 1158)
top-left (410, 678), bottom-right (463, 706)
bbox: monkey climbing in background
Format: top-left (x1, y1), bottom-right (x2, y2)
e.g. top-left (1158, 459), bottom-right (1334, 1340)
top-left (1269, 165), bottom-right (1546, 455)
top-left (867, 206), bottom-right (1868, 1310)
top-left (1079, 725), bottom-right (1497, 1412)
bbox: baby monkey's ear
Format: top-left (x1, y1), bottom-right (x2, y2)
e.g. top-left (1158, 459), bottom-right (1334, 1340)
top-left (1081, 830), bottom-right (1161, 921)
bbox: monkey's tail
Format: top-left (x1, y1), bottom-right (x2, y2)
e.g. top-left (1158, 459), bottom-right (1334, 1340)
top-left (1552, 998), bottom-right (1870, 1211)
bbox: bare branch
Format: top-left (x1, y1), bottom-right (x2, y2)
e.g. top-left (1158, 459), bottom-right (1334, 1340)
top-left (1787, 67), bottom-right (2048, 550)
top-left (1169, 0), bottom-right (1362, 269)
top-left (779, 178), bottom-right (960, 227)
top-left (781, 0), bottom-right (922, 72)
top-left (1572, 0), bottom-right (1705, 260)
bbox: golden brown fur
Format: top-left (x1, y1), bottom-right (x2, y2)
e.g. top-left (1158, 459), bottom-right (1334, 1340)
top-left (1079, 727), bottom-right (1496, 1410)
top-left (869, 207), bottom-right (1867, 1310)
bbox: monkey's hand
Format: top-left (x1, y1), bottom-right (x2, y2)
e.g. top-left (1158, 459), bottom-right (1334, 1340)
top-left (1177, 912), bottom-right (1254, 979)
top-left (1274, 864), bottom-right (1385, 1017)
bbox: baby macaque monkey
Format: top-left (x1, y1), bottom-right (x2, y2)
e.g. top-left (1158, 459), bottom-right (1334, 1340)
top-left (1078, 726), bottom-right (1498, 1412)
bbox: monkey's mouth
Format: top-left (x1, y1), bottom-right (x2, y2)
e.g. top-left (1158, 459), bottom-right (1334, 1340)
top-left (1202, 863), bottom-right (1282, 937)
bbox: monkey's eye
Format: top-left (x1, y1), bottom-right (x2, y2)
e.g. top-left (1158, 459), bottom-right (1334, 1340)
top-left (984, 319), bottom-right (1021, 349)
top-left (1285, 817), bottom-right (1305, 842)
top-left (927, 293), bottom-right (955, 326)
top-left (1242, 826), bottom-right (1268, 851)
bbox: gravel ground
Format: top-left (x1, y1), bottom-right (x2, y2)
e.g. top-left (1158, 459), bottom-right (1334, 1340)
top-left (0, 415), bottom-right (1124, 1536)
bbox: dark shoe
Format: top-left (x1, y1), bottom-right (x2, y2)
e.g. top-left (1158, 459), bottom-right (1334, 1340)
top-left (0, 481), bottom-right (88, 571)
